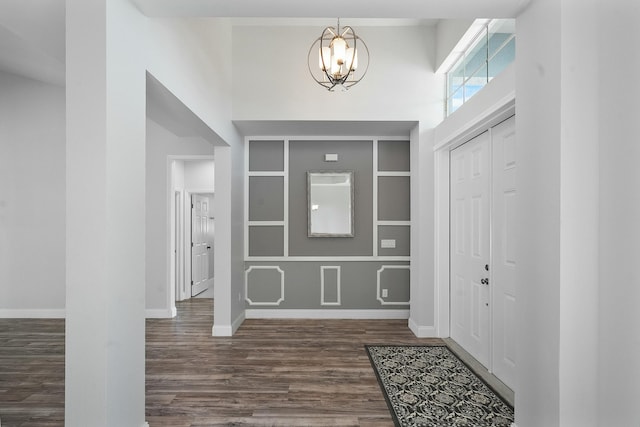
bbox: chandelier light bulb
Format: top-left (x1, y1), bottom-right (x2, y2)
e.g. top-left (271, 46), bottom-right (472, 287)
top-left (331, 36), bottom-right (347, 66)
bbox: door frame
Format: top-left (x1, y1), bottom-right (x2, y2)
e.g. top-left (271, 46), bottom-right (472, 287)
top-left (167, 155), bottom-right (215, 312)
top-left (174, 190), bottom-right (185, 301)
top-left (433, 96), bottom-right (515, 338)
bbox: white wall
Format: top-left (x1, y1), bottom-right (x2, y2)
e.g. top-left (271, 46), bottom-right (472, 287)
top-left (146, 18), bottom-right (245, 334)
top-left (558, 1), bottom-right (599, 425)
top-left (597, 1), bottom-right (640, 424)
top-left (184, 159), bottom-right (215, 190)
top-left (515, 0), bottom-right (562, 424)
top-left (145, 119), bottom-right (214, 313)
top-left (516, 1), bottom-right (640, 425)
top-left (434, 19), bottom-right (474, 71)
top-left (147, 18), bottom-right (238, 146)
top-left (0, 70), bottom-right (66, 317)
top-left (232, 25), bottom-right (441, 122)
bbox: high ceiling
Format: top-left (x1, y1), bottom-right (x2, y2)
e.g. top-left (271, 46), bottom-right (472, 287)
top-left (132, 0), bottom-right (529, 19)
top-left (0, 0), bottom-right (528, 138)
top-left (0, 0), bottom-right (529, 85)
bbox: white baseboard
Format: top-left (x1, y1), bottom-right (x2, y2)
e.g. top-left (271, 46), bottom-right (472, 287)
top-left (245, 309), bottom-right (409, 319)
top-left (408, 318), bottom-right (438, 337)
top-left (0, 308), bottom-right (177, 320)
top-left (212, 310), bottom-right (246, 337)
top-left (0, 309), bottom-right (65, 319)
top-left (231, 310), bottom-right (245, 334)
top-left (212, 323), bottom-right (232, 336)
top-left (145, 308), bottom-right (176, 319)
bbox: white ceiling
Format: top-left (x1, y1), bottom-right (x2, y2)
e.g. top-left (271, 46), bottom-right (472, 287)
top-left (132, 0), bottom-right (529, 19)
top-left (0, 0), bottom-right (528, 137)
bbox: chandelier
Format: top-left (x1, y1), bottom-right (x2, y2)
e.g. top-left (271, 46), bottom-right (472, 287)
top-left (307, 19), bottom-right (370, 91)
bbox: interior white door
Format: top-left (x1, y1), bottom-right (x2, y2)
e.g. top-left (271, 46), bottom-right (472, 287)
top-left (491, 116), bottom-right (517, 389)
top-left (191, 194), bottom-right (209, 297)
top-left (450, 131), bottom-right (491, 368)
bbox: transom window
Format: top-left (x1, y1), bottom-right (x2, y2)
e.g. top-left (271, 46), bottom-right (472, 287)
top-left (446, 19), bottom-right (515, 116)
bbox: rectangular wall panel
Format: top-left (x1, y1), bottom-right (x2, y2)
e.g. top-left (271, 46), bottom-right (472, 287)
top-left (378, 176), bottom-right (411, 221)
top-left (248, 226), bottom-right (284, 257)
top-left (249, 176), bottom-right (284, 221)
top-left (377, 225), bottom-right (410, 256)
top-left (249, 140), bottom-right (285, 171)
top-left (378, 140), bottom-right (410, 171)
top-left (321, 266), bottom-right (341, 306)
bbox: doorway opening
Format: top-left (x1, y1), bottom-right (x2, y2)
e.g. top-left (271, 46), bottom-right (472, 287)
top-left (169, 157), bottom-right (215, 306)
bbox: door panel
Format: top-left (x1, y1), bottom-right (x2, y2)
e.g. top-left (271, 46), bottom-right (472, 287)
top-left (491, 115), bottom-right (517, 389)
top-left (450, 131), bottom-right (491, 368)
top-left (191, 195), bottom-right (209, 297)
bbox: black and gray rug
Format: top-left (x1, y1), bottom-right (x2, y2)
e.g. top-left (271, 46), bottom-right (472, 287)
top-left (366, 345), bottom-right (514, 427)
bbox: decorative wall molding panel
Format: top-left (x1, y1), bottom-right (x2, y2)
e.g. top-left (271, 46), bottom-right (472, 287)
top-left (320, 265), bottom-right (341, 306)
top-left (377, 265), bottom-right (411, 305)
top-left (245, 266), bottom-right (285, 306)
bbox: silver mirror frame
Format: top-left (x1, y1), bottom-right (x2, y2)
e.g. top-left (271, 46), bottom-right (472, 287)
top-left (307, 171), bottom-right (355, 238)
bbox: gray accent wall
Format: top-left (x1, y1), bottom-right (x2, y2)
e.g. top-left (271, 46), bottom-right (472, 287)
top-left (378, 225), bottom-right (411, 257)
top-left (378, 176), bottom-right (411, 221)
top-left (249, 140), bottom-right (284, 171)
top-left (248, 226), bottom-right (284, 256)
top-left (249, 176), bottom-right (284, 221)
top-left (245, 261), bottom-right (409, 309)
top-left (246, 137), bottom-right (411, 311)
top-left (378, 140), bottom-right (411, 171)
top-left (289, 140), bottom-right (373, 256)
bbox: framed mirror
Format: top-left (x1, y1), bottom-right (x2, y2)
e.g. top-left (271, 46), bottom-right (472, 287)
top-left (307, 171), bottom-right (354, 237)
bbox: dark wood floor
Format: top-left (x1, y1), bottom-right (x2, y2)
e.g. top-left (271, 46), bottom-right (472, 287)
top-left (1, 299), bottom-right (442, 426)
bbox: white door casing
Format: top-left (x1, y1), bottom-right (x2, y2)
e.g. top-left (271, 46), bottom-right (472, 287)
top-left (450, 131), bottom-right (491, 368)
top-left (174, 191), bottom-right (185, 301)
top-left (490, 116), bottom-right (517, 389)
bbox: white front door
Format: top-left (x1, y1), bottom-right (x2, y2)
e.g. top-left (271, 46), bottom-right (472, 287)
top-left (191, 194), bottom-right (210, 297)
top-left (450, 131), bottom-right (491, 368)
top-left (490, 116), bottom-right (517, 389)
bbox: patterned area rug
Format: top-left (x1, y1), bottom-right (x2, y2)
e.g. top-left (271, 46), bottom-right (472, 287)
top-left (366, 345), bottom-right (514, 427)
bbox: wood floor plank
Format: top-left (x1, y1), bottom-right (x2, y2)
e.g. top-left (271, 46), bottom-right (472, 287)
top-left (1, 299), bottom-right (443, 426)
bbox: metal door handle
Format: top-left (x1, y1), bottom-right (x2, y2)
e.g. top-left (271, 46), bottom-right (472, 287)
top-left (481, 278), bottom-right (489, 285)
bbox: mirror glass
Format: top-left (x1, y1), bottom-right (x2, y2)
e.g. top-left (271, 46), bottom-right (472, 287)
top-left (308, 171), bottom-right (354, 237)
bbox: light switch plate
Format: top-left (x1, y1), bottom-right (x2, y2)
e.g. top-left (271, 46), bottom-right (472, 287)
top-left (381, 239), bottom-right (396, 249)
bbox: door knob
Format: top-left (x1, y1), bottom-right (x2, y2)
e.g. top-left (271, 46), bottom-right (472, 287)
top-left (481, 278), bottom-right (489, 285)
